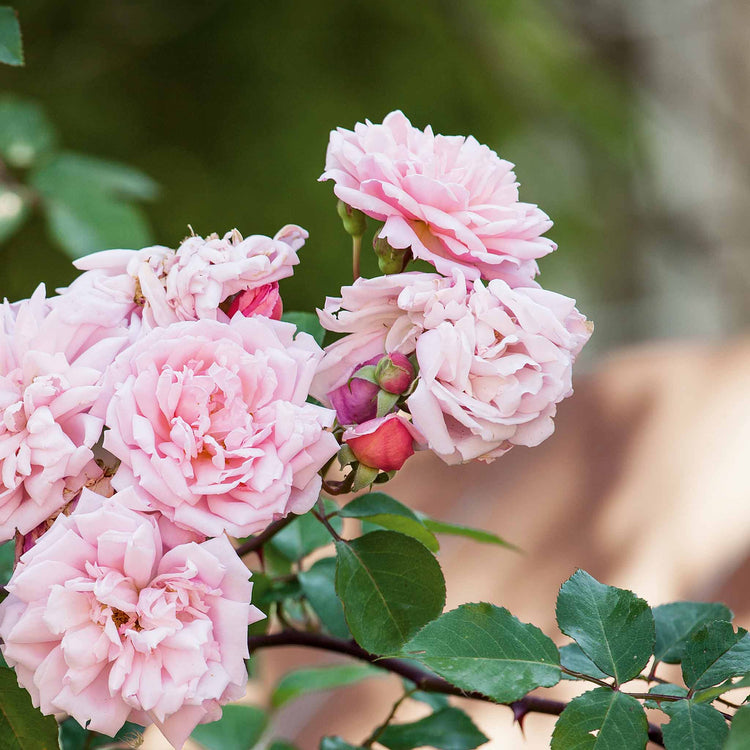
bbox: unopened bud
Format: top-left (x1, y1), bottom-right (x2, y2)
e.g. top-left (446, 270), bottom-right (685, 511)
top-left (337, 200), bottom-right (367, 238)
top-left (375, 353), bottom-right (414, 395)
top-left (343, 414), bottom-right (417, 472)
top-left (373, 236), bottom-right (409, 274)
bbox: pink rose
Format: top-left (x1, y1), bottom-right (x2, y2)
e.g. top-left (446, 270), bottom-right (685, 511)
top-left (0, 288), bottom-right (106, 541)
top-left (227, 282), bottom-right (283, 320)
top-left (97, 315), bottom-right (339, 537)
top-left (321, 111), bottom-right (554, 284)
top-left (344, 414), bottom-right (422, 472)
top-left (0, 489), bottom-right (263, 748)
top-left (64, 224), bottom-right (305, 331)
top-left (313, 271), bottom-right (592, 464)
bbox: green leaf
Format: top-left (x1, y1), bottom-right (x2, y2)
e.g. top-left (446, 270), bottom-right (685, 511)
top-left (0, 667), bottom-right (59, 750)
top-left (31, 152), bottom-right (156, 258)
top-left (559, 643), bottom-right (608, 681)
top-left (58, 719), bottom-right (144, 749)
top-left (298, 557), bottom-right (350, 639)
top-left (419, 517), bottom-right (519, 551)
top-left (320, 738), bottom-right (362, 750)
top-left (0, 540), bottom-right (14, 586)
top-left (247, 571), bottom-right (272, 636)
top-left (661, 700), bottom-right (728, 750)
top-left (0, 97), bottom-right (56, 167)
top-left (408, 688), bottom-right (450, 711)
top-left (682, 621), bottom-right (750, 691)
top-left (378, 707), bottom-right (488, 750)
top-left (282, 311), bottom-right (326, 346)
top-left (0, 7), bottom-right (23, 66)
top-left (0, 186), bottom-right (30, 244)
top-left (335, 530), bottom-right (445, 654)
top-left (693, 674), bottom-right (750, 704)
top-left (340, 493), bottom-right (439, 552)
top-left (33, 153), bottom-right (158, 201)
top-left (653, 602), bottom-right (733, 664)
top-left (556, 570), bottom-right (654, 684)
top-left (400, 603), bottom-right (560, 703)
top-left (191, 705), bottom-right (267, 750)
top-left (724, 704), bottom-right (750, 750)
top-left (270, 502), bottom-right (342, 561)
top-left (550, 688), bottom-right (648, 749)
top-left (272, 663), bottom-right (382, 708)
top-left (269, 742), bottom-right (299, 750)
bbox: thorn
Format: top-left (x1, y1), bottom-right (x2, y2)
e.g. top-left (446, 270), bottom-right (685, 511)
top-left (511, 702), bottom-right (529, 734)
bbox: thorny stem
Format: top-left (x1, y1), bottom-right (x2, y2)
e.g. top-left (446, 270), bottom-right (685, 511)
top-left (313, 497), bottom-right (344, 541)
top-left (247, 630), bottom-right (667, 747)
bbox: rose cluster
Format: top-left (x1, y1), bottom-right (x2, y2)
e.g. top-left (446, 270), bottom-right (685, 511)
top-left (314, 110), bottom-right (592, 480)
top-left (0, 112), bottom-right (591, 747)
top-left (0, 226), bottom-right (338, 746)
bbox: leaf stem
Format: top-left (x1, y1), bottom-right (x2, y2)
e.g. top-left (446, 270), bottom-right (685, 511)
top-left (313, 497), bottom-right (343, 541)
top-left (559, 666), bottom-right (612, 689)
top-left (362, 688), bottom-right (415, 748)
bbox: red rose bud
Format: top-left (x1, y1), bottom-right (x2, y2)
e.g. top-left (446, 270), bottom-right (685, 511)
top-left (343, 414), bottom-right (421, 472)
top-left (375, 352), bottom-right (414, 394)
top-left (227, 283), bottom-right (283, 320)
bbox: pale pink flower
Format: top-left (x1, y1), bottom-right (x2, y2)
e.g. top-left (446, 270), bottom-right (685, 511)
top-left (313, 271), bottom-right (592, 464)
top-left (0, 287), bottom-right (106, 541)
top-left (97, 315), bottom-right (339, 537)
top-left (321, 110), bottom-right (554, 284)
top-left (60, 224), bottom-right (305, 333)
top-left (0, 489), bottom-right (263, 749)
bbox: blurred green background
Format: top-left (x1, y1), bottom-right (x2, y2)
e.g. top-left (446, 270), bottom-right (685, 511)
top-left (2, 0), bottom-right (746, 351)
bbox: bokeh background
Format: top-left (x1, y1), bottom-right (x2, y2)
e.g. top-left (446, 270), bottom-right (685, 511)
top-left (2, 2), bottom-right (750, 749)
top-left (4, 0), bottom-right (750, 352)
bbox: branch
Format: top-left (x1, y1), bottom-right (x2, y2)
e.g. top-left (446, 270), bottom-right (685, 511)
top-left (234, 515), bottom-right (297, 557)
top-left (248, 630), bottom-right (665, 746)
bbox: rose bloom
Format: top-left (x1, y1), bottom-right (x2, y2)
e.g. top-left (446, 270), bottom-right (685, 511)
top-left (59, 224), bottom-right (306, 333)
top-left (312, 271), bottom-right (592, 464)
top-left (0, 489), bottom-right (263, 748)
top-left (321, 110), bottom-right (554, 284)
top-left (0, 286), bottom-right (108, 541)
top-left (96, 314), bottom-right (339, 537)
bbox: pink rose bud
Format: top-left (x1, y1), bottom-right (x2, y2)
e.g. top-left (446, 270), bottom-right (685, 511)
top-left (343, 414), bottom-right (420, 472)
top-left (227, 282), bottom-right (283, 320)
top-left (327, 355), bottom-right (381, 425)
top-left (375, 352), bottom-right (414, 394)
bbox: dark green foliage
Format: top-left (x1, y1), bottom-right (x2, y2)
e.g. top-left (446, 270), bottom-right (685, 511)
top-left (401, 603), bottom-right (560, 703)
top-left (551, 688), bottom-right (648, 749)
top-left (653, 602), bottom-right (733, 664)
top-left (556, 570), bottom-right (654, 684)
top-left (0, 667), bottom-right (58, 750)
top-left (377, 707), bottom-right (488, 750)
top-left (190, 705), bottom-right (267, 750)
top-left (335, 530), bottom-right (445, 654)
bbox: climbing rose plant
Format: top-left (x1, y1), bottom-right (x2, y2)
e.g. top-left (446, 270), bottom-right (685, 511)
top-left (0, 112), bottom-right (747, 750)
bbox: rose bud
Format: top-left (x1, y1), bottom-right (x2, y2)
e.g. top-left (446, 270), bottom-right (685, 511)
top-left (327, 356), bottom-right (381, 425)
top-left (375, 352), bottom-right (415, 394)
top-left (336, 199), bottom-right (367, 238)
top-left (343, 413), bottom-right (422, 472)
top-left (227, 282), bottom-right (283, 320)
